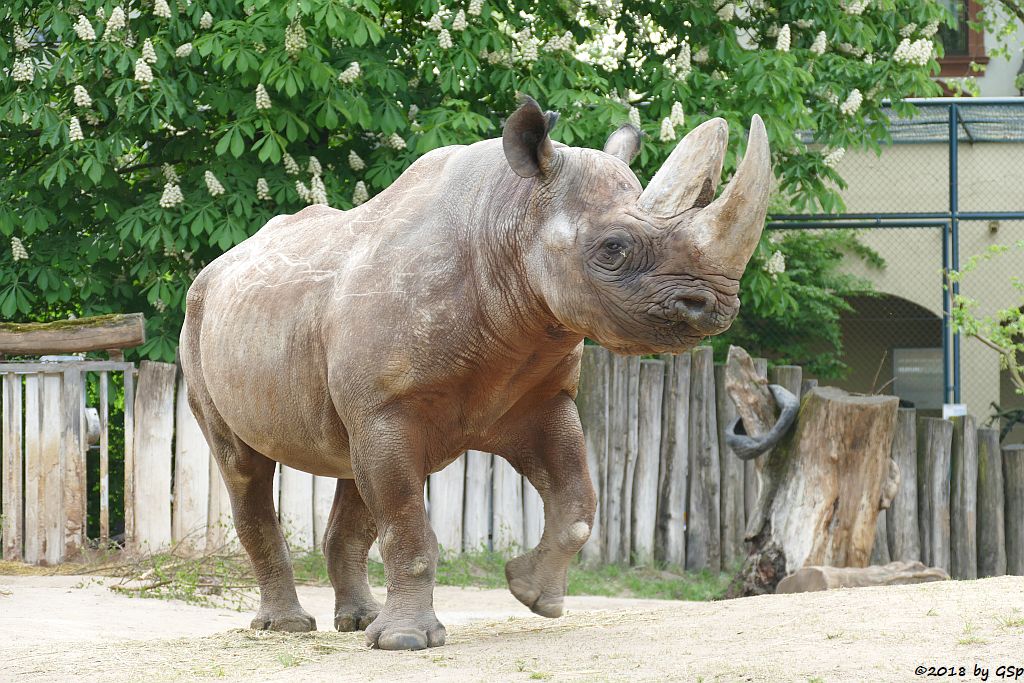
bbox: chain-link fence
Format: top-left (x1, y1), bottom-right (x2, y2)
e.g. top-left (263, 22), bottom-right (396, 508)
top-left (767, 98), bottom-right (1024, 441)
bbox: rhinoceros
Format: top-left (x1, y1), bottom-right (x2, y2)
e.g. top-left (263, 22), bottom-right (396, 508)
top-left (180, 97), bottom-right (771, 650)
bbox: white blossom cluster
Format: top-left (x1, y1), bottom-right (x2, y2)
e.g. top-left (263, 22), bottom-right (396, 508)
top-left (200, 11), bottom-right (213, 30)
top-left (438, 28), bottom-right (453, 49)
top-left (893, 38), bottom-right (933, 66)
top-left (134, 57), bottom-right (154, 84)
top-left (153, 0), bottom-right (172, 19)
top-left (142, 38), bottom-right (158, 63)
top-left (84, 111), bottom-right (101, 125)
top-left (468, 0), bottom-right (483, 16)
top-left (693, 46), bottom-right (708, 63)
top-left (10, 237), bottom-right (29, 261)
top-left (900, 23), bottom-right (917, 37)
top-left (775, 24), bottom-right (790, 52)
top-left (628, 106), bottom-right (641, 129)
top-left (839, 88), bottom-right (863, 116)
top-left (74, 84), bottom-right (92, 107)
top-left (255, 83), bottom-right (272, 109)
top-left (353, 180), bottom-right (369, 205)
top-left (163, 163), bottom-right (179, 183)
top-left (283, 153), bottom-right (300, 175)
top-left (408, 104), bottom-right (419, 120)
top-left (348, 150), bottom-right (365, 171)
top-left (717, 3), bottom-right (735, 21)
top-left (668, 41), bottom-right (692, 79)
top-left (204, 170), bottom-right (225, 196)
top-left (308, 156), bottom-right (322, 175)
top-left (921, 21), bottom-right (940, 38)
top-left (794, 19), bottom-right (813, 29)
top-left (387, 133), bottom-right (406, 150)
top-left (284, 21), bottom-right (306, 53)
top-left (309, 175), bottom-right (327, 204)
top-left (154, 299), bottom-right (167, 313)
top-left (338, 62), bottom-right (361, 84)
top-left (426, 13), bottom-right (443, 31)
top-left (810, 31), bottom-right (827, 55)
top-left (256, 177), bottom-right (271, 201)
top-left (159, 182), bottom-right (184, 208)
top-left (841, 0), bottom-right (870, 15)
top-left (764, 250), bottom-right (785, 279)
top-left (69, 116), bottom-right (84, 141)
top-left (254, 42), bottom-right (267, 53)
top-left (105, 6), bottom-right (127, 36)
top-left (14, 26), bottom-right (30, 52)
top-left (122, 30), bottom-right (137, 48)
top-left (452, 9), bottom-right (467, 30)
top-left (670, 101), bottom-right (685, 127)
top-left (516, 28), bottom-right (539, 63)
top-left (175, 42), bottom-right (193, 57)
top-left (74, 15), bottom-right (96, 40)
top-left (295, 180), bottom-right (311, 202)
top-left (824, 90), bottom-right (839, 105)
top-left (822, 147), bottom-right (845, 168)
top-left (12, 57), bottom-right (34, 82)
top-left (544, 31), bottom-right (574, 53)
top-left (659, 117), bottom-right (676, 142)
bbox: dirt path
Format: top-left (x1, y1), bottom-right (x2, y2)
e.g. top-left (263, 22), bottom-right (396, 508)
top-left (2, 574), bottom-right (1023, 682)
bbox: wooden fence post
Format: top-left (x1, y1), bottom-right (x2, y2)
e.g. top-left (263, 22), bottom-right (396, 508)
top-left (463, 450), bottom-right (492, 551)
top-left (976, 428), bottom-right (1005, 577)
top-left (744, 358), bottom-right (768, 522)
top-left (605, 354), bottom-right (628, 564)
top-left (656, 352), bottom-right (690, 568)
top-left (631, 359), bottom-right (663, 566)
top-left (871, 511), bottom-right (891, 565)
top-left (429, 455), bottom-right (466, 554)
top-left (887, 408), bottom-right (920, 562)
top-left (40, 373), bottom-right (64, 565)
top-left (2, 373), bottom-right (23, 561)
top-left (279, 466), bottom-right (314, 551)
top-left (918, 417), bottom-right (953, 572)
top-left (61, 368), bottom-right (85, 560)
top-left (950, 415), bottom-right (978, 579)
top-left (22, 375), bottom-right (42, 563)
top-left (131, 361), bottom-right (176, 554)
top-left (1004, 445), bottom-right (1024, 575)
top-left (771, 366), bottom-right (803, 401)
top-left (312, 476), bottom-right (335, 549)
top-left (687, 346), bottom-right (720, 572)
top-left (577, 345), bottom-right (609, 565)
top-left (620, 357), bottom-right (640, 562)
top-left (492, 456), bottom-right (524, 553)
top-left (716, 364), bottom-right (745, 569)
top-left (173, 377), bottom-right (211, 552)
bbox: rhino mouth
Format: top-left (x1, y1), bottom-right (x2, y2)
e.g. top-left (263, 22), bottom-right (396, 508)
top-left (595, 323), bottom-right (705, 356)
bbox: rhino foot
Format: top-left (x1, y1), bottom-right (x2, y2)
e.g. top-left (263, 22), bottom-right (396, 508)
top-left (505, 553), bottom-right (565, 618)
top-left (250, 608), bottom-right (317, 633)
top-left (365, 612), bottom-right (446, 650)
top-left (334, 602), bottom-right (381, 632)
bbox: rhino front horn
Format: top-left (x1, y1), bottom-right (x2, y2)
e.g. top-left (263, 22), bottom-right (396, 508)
top-left (690, 115), bottom-right (772, 277)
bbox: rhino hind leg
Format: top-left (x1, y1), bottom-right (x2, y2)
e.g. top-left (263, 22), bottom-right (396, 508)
top-left (499, 394), bottom-right (597, 618)
top-left (322, 478), bottom-right (382, 631)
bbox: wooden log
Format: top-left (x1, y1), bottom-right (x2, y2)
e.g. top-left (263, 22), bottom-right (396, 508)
top-left (312, 476), bottom-right (335, 549)
top-left (522, 476), bottom-right (544, 551)
top-left (429, 455), bottom-right (466, 554)
top-left (976, 428), bottom-right (1006, 577)
top-left (604, 354), bottom-right (628, 564)
top-left (776, 561), bottom-right (949, 594)
top-left (917, 417), bottom-right (953, 572)
top-left (61, 368), bottom-right (86, 560)
top-left (743, 358), bottom-right (768, 522)
top-left (687, 346), bottom-right (720, 572)
top-left (727, 387), bottom-right (899, 596)
top-left (800, 378), bottom-right (818, 398)
top-left (492, 456), bottom-right (523, 553)
top-left (172, 377), bottom-right (211, 552)
top-left (99, 371), bottom-right (110, 544)
top-left (771, 365), bottom-right (803, 401)
top-left (870, 510), bottom-right (891, 565)
top-left (620, 356), bottom-right (640, 562)
top-left (462, 450), bottom-right (492, 551)
top-left (577, 345), bottom-right (609, 565)
top-left (949, 415), bottom-right (978, 579)
top-left (2, 373), bottom-right (23, 560)
top-left (0, 313), bottom-right (146, 355)
top-left (1004, 445), bottom-right (1024, 575)
top-left (279, 466), bottom-right (314, 551)
top-left (886, 408), bottom-right (920, 562)
top-left (131, 361), bottom-right (176, 554)
top-left (631, 359), bottom-right (663, 566)
top-left (40, 373), bottom-right (64, 565)
top-left (716, 364), bottom-right (745, 569)
top-left (22, 375), bottom-right (42, 563)
top-left (656, 352), bottom-right (690, 568)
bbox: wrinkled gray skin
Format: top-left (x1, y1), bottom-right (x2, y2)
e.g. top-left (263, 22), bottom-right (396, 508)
top-left (180, 98), bottom-right (771, 650)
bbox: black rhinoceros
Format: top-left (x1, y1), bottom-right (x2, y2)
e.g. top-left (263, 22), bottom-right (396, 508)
top-left (180, 97), bottom-right (771, 650)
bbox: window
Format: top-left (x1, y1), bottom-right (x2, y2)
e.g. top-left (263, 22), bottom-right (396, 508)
top-left (937, 0), bottom-right (989, 77)
top-left (893, 348), bottom-right (944, 410)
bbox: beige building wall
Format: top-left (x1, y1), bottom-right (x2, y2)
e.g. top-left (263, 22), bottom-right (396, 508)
top-left (830, 143), bottom-right (1024, 424)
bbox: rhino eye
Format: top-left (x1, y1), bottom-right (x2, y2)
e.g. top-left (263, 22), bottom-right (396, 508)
top-left (596, 235), bottom-right (630, 270)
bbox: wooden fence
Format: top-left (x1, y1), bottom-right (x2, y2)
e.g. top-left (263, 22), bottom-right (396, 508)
top-left (2, 351), bottom-right (1023, 579)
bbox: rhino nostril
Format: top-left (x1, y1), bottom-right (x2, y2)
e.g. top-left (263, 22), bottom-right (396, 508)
top-left (671, 293), bottom-right (710, 319)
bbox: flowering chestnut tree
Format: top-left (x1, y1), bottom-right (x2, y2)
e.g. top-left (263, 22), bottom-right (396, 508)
top-left (2, 0), bottom-right (946, 363)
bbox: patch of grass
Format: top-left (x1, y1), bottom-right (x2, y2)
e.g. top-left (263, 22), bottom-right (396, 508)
top-left (957, 621), bottom-right (988, 646)
top-left (529, 672), bottom-right (552, 680)
top-left (277, 652), bottom-right (301, 668)
top-left (997, 610), bottom-right (1024, 629)
top-left (825, 631), bottom-right (843, 640)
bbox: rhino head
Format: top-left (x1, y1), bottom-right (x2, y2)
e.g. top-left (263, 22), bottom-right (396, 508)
top-left (504, 97), bottom-right (771, 355)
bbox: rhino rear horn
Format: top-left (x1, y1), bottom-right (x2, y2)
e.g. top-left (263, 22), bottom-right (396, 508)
top-left (503, 96), bottom-right (558, 178)
top-left (603, 124), bottom-right (642, 165)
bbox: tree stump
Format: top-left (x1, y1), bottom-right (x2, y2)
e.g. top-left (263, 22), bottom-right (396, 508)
top-left (724, 382), bottom-right (899, 597)
top-left (976, 428), bottom-right (1006, 577)
top-left (776, 561), bottom-right (949, 594)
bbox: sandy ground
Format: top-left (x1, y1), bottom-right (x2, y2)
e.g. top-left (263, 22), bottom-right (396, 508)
top-left (1, 574), bottom-right (1023, 682)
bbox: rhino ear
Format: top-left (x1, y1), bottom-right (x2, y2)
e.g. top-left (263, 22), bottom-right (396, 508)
top-left (503, 96), bottom-right (557, 178)
top-left (603, 124), bottom-right (642, 165)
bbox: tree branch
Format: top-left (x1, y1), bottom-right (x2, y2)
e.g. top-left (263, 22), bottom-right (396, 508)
top-left (997, 0), bottom-right (1024, 26)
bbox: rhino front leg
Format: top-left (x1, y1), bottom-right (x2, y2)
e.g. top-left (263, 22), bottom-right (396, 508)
top-left (500, 392), bottom-right (597, 618)
top-left (350, 421), bottom-right (446, 650)
top-left (323, 478), bottom-right (382, 631)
